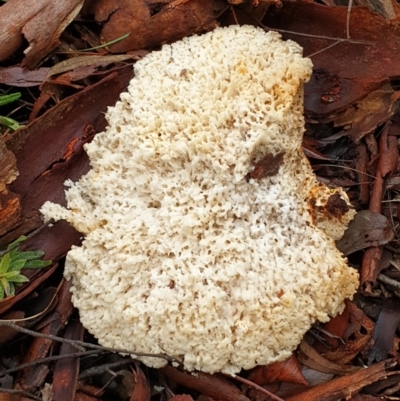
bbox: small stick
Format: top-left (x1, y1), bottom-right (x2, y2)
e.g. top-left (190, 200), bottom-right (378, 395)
top-left (347, 0), bottom-right (353, 39)
top-left (233, 374), bottom-right (286, 401)
top-left (0, 321), bottom-right (174, 362)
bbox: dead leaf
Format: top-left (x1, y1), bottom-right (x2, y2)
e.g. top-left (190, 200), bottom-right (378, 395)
top-left (322, 302), bottom-right (374, 365)
top-left (365, 297), bottom-right (400, 364)
top-left (298, 339), bottom-right (360, 375)
top-left (0, 67), bottom-right (49, 87)
top-left (332, 84), bottom-right (398, 143)
top-left (130, 366), bottom-right (150, 401)
top-left (336, 210), bottom-right (394, 255)
top-left (276, 367), bottom-right (333, 399)
top-left (362, 247), bottom-right (394, 291)
top-left (246, 355), bottom-right (307, 386)
top-left (0, 0), bottom-right (84, 68)
top-left (160, 365), bottom-right (250, 401)
top-left (46, 55), bottom-right (134, 79)
top-left (90, 0), bottom-right (226, 53)
top-left (316, 304), bottom-right (349, 351)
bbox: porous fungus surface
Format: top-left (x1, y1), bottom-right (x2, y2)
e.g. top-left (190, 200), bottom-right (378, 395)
top-left (41, 25), bottom-right (359, 374)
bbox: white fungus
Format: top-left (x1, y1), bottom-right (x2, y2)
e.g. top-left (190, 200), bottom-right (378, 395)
top-left (41, 25), bottom-right (359, 375)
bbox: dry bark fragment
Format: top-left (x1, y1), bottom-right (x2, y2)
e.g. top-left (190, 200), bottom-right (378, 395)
top-left (0, 137), bottom-right (20, 237)
top-left (0, 68), bottom-right (133, 247)
top-left (90, 0), bottom-right (226, 53)
top-left (0, 0), bottom-right (84, 68)
top-left (52, 319), bottom-right (84, 401)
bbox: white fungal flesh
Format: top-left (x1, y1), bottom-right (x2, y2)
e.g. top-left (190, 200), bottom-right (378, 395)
top-left (41, 25), bottom-right (359, 374)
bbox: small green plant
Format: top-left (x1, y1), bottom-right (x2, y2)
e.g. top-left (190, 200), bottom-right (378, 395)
top-left (0, 92), bottom-right (22, 131)
top-left (0, 236), bottom-right (52, 300)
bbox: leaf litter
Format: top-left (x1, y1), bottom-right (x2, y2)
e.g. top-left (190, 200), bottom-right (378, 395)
top-left (1, 0), bottom-right (400, 400)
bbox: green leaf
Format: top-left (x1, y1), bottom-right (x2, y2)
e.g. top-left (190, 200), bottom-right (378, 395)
top-left (5, 236), bottom-right (27, 259)
top-left (24, 259), bottom-right (52, 269)
top-left (9, 259), bottom-right (27, 272)
top-left (8, 274), bottom-right (29, 284)
top-left (6, 236), bottom-right (27, 251)
top-left (1, 278), bottom-right (10, 297)
top-left (0, 116), bottom-right (21, 131)
top-left (0, 236), bottom-right (52, 298)
top-left (0, 253), bottom-right (11, 274)
top-left (13, 250), bottom-right (45, 261)
top-left (8, 282), bottom-right (15, 296)
top-left (2, 270), bottom-right (20, 279)
top-left (0, 92), bottom-right (21, 106)
top-left (2, 270), bottom-right (26, 280)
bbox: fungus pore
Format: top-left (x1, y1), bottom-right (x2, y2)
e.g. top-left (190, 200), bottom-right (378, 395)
top-left (41, 25), bottom-right (359, 375)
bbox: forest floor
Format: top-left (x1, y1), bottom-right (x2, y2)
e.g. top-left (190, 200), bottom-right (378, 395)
top-left (1, 1), bottom-right (400, 400)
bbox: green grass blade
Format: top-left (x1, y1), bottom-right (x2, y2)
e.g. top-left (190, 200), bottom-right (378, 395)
top-left (0, 92), bottom-right (21, 106)
top-left (0, 116), bottom-right (21, 131)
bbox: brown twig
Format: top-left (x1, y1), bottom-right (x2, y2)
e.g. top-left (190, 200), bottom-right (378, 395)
top-left (347, 0), bottom-right (353, 39)
top-left (79, 359), bottom-right (135, 379)
top-left (257, 21), bottom-right (373, 45)
top-left (0, 219), bottom-right (54, 257)
top-left (378, 274), bottom-right (400, 291)
top-left (233, 374), bottom-right (286, 401)
top-left (0, 388), bottom-right (42, 401)
top-left (0, 320), bottom-right (174, 362)
top-left (0, 350), bottom-right (103, 377)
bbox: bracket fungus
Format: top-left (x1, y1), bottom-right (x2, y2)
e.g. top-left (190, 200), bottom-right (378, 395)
top-left (41, 25), bottom-right (359, 375)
